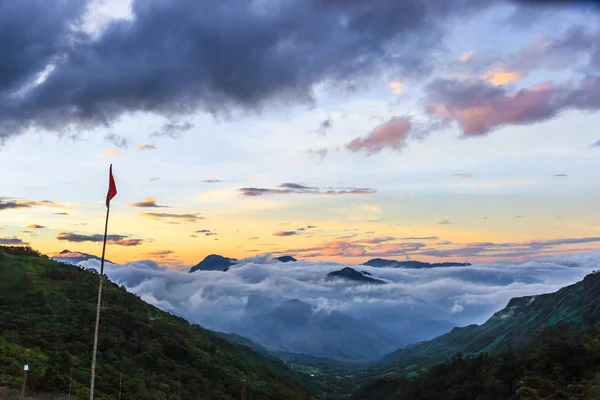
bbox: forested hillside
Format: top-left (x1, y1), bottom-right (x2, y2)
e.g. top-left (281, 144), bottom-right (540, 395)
top-left (353, 327), bottom-right (600, 400)
top-left (385, 271), bottom-right (600, 367)
top-left (352, 271), bottom-right (600, 399)
top-left (0, 246), bottom-right (315, 399)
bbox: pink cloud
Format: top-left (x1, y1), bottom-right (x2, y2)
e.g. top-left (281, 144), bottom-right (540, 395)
top-left (346, 117), bottom-right (412, 155)
top-left (426, 76), bottom-right (600, 136)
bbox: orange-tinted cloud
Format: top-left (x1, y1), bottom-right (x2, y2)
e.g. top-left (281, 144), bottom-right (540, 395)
top-left (388, 81), bottom-right (405, 94)
top-left (26, 224), bottom-right (47, 229)
top-left (346, 117), bottom-right (412, 155)
top-left (101, 149), bottom-right (120, 156)
top-left (459, 50), bottom-right (476, 62)
top-left (138, 142), bottom-right (157, 150)
top-left (274, 231), bottom-right (298, 237)
top-left (278, 236), bottom-right (427, 258)
top-left (127, 198), bottom-right (169, 208)
top-left (449, 174), bottom-right (473, 179)
top-left (145, 250), bottom-right (174, 257)
top-left (140, 212), bottom-right (204, 223)
top-left (483, 65), bottom-right (526, 86)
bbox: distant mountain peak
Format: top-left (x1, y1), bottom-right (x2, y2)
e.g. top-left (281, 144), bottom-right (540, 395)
top-left (275, 255), bottom-right (297, 263)
top-left (189, 254), bottom-right (237, 272)
top-left (363, 258), bottom-right (470, 269)
top-left (327, 267), bottom-right (386, 284)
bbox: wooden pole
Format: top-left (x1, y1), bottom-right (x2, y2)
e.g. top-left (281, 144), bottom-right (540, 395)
top-left (68, 369), bottom-right (72, 400)
top-left (241, 380), bottom-right (246, 400)
top-left (89, 204), bottom-right (111, 400)
top-left (20, 369), bottom-right (27, 399)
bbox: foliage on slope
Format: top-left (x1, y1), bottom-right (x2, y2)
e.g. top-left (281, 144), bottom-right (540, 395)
top-left (385, 271), bottom-right (600, 368)
top-left (353, 326), bottom-right (600, 400)
top-left (0, 246), bottom-right (315, 399)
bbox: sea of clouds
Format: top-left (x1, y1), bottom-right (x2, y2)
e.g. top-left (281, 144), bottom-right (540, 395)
top-left (78, 251), bottom-right (600, 348)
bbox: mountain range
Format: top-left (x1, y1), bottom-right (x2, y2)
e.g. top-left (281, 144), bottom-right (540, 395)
top-left (235, 299), bottom-right (403, 361)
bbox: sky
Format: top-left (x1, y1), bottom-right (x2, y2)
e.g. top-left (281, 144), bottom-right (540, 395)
top-left (1, 0), bottom-right (600, 267)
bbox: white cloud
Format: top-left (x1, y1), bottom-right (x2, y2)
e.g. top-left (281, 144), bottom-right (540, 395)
top-left (78, 250), bottom-right (600, 349)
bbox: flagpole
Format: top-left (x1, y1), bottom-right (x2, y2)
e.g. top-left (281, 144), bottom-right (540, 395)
top-left (89, 201), bottom-right (111, 400)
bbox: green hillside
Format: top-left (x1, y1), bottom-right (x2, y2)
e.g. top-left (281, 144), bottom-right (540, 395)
top-left (354, 326), bottom-right (600, 400)
top-left (0, 246), bottom-right (315, 399)
top-left (349, 271), bottom-right (600, 399)
top-left (385, 270), bottom-right (600, 368)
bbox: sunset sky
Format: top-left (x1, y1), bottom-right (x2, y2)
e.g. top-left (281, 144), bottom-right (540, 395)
top-left (1, 0), bottom-right (600, 267)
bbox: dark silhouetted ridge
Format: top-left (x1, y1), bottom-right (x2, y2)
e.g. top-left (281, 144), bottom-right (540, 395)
top-left (189, 254), bottom-right (237, 272)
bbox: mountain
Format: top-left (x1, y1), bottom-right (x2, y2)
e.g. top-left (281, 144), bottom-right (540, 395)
top-left (0, 246), bottom-right (313, 399)
top-left (189, 254), bottom-right (237, 272)
top-left (236, 299), bottom-right (403, 361)
top-left (276, 255), bottom-right (297, 263)
top-left (384, 271), bottom-right (600, 367)
top-left (363, 258), bottom-right (470, 269)
top-left (353, 272), bottom-right (600, 400)
top-left (326, 267), bottom-right (386, 284)
top-left (51, 249), bottom-right (114, 265)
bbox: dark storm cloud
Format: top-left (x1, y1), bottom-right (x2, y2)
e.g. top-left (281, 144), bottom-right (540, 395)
top-left (0, 0), bottom-right (87, 95)
top-left (56, 232), bottom-right (143, 246)
top-left (511, 0), bottom-right (600, 5)
top-left (0, 0), bottom-right (492, 141)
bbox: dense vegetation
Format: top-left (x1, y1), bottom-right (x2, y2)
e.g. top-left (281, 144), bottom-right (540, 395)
top-left (353, 326), bottom-right (600, 399)
top-left (352, 271), bottom-right (600, 399)
top-left (0, 246), bottom-right (315, 399)
top-left (385, 271), bottom-right (600, 369)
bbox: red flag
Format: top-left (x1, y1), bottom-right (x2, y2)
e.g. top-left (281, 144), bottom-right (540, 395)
top-left (106, 164), bottom-right (117, 207)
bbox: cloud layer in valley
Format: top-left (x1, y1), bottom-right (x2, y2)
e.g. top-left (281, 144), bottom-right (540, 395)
top-left (76, 250), bottom-right (600, 358)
